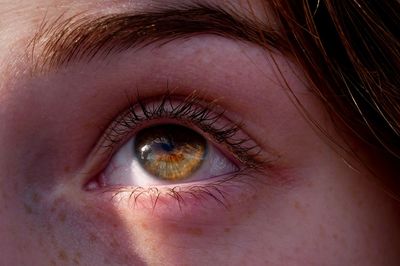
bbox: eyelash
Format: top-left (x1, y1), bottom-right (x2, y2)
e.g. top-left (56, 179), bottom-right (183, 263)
top-left (102, 91), bottom-right (262, 165)
top-left (88, 90), bottom-right (267, 210)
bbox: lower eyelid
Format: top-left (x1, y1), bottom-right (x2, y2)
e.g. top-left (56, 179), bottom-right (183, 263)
top-left (81, 150), bottom-right (293, 226)
top-left (86, 169), bottom-right (264, 218)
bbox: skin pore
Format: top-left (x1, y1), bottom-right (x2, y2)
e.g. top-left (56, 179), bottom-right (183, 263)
top-left (0, 0), bottom-right (399, 265)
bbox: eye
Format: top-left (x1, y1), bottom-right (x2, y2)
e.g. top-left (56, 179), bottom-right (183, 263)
top-left (100, 123), bottom-right (238, 187)
top-left (84, 93), bottom-right (267, 211)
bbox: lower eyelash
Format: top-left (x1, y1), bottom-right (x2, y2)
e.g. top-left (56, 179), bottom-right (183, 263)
top-left (94, 167), bottom-right (263, 212)
top-left (111, 185), bottom-right (229, 211)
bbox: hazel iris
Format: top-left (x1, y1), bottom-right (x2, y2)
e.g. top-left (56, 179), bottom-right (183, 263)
top-left (134, 124), bottom-right (207, 181)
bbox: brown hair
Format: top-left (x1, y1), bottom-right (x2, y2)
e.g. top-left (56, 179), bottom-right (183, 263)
top-left (30, 0), bottom-right (398, 180)
top-left (266, 0), bottom-right (399, 169)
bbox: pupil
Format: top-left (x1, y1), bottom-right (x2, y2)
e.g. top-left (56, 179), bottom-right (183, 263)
top-left (160, 141), bottom-right (174, 152)
top-left (134, 124), bottom-right (207, 181)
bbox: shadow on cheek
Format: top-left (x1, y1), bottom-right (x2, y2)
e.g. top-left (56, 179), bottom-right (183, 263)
top-left (24, 192), bottom-right (145, 266)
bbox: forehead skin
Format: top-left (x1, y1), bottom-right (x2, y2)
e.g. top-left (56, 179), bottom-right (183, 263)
top-left (0, 0), bottom-right (271, 95)
top-left (0, 1), bottom-right (400, 266)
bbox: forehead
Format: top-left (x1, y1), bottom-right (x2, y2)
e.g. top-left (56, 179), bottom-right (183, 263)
top-left (0, 0), bottom-right (274, 85)
top-left (0, 0), bottom-right (267, 24)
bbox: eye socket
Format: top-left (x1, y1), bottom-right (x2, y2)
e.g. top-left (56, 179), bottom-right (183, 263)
top-left (100, 123), bottom-right (239, 187)
top-left (83, 94), bottom-right (268, 211)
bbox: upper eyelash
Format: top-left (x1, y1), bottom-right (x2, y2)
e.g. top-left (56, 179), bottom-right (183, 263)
top-left (100, 90), bottom-right (264, 168)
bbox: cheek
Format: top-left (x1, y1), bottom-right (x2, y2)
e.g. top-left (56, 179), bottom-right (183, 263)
top-left (0, 180), bottom-right (56, 264)
top-left (43, 180), bottom-right (267, 265)
top-left (35, 196), bottom-right (146, 265)
top-left (269, 166), bottom-right (400, 265)
top-left (113, 204), bottom-right (262, 265)
top-left (0, 181), bottom-right (145, 266)
top-left (91, 192), bottom-right (262, 265)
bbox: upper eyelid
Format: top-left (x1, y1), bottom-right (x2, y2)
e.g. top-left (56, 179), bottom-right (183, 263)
top-left (101, 92), bottom-right (231, 145)
top-left (96, 92), bottom-right (265, 169)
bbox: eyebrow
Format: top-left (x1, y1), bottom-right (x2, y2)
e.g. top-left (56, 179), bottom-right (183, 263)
top-left (29, 3), bottom-right (289, 73)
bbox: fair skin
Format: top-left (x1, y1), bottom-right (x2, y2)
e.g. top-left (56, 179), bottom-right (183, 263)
top-left (0, 0), bottom-right (399, 265)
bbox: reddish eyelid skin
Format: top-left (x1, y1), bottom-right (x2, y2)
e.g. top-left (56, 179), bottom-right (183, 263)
top-left (84, 161), bottom-right (297, 223)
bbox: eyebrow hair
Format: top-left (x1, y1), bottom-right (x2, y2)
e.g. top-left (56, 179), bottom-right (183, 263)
top-left (29, 3), bottom-right (289, 73)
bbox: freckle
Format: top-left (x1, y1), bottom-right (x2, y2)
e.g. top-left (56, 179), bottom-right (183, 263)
top-left (110, 239), bottom-right (120, 248)
top-left (23, 203), bottom-right (33, 214)
top-left (58, 212), bottom-right (67, 223)
top-left (63, 166), bottom-right (71, 173)
top-left (51, 199), bottom-right (62, 213)
top-left (246, 209), bottom-right (254, 218)
top-left (89, 233), bottom-right (98, 242)
top-left (124, 254), bottom-right (131, 261)
top-left (224, 228), bottom-right (231, 233)
top-left (319, 224), bottom-right (326, 238)
top-left (31, 192), bottom-right (41, 203)
top-left (73, 251), bottom-right (82, 265)
top-left (367, 223), bottom-right (374, 232)
top-left (293, 201), bottom-right (307, 217)
top-left (186, 227), bottom-right (203, 236)
top-left (95, 212), bottom-right (103, 219)
top-left (75, 251), bottom-right (82, 259)
top-left (58, 250), bottom-right (69, 261)
top-left (46, 223), bottom-right (53, 232)
top-left (50, 259), bottom-right (57, 266)
top-left (83, 122), bottom-right (96, 130)
top-left (141, 222), bottom-right (149, 230)
top-left (332, 233), bottom-right (338, 240)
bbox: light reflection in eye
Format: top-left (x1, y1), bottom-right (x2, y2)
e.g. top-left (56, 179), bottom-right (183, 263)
top-left (101, 124), bottom-right (239, 187)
